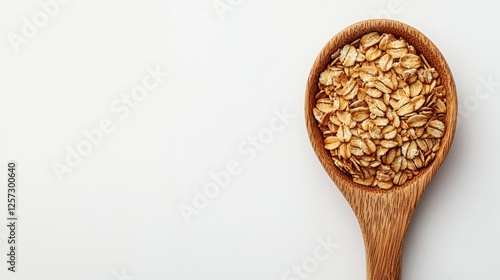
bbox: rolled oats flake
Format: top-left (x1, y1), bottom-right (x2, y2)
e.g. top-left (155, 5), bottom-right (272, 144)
top-left (313, 32), bottom-right (447, 189)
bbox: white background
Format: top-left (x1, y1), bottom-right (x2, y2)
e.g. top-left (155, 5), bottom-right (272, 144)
top-left (0, 1), bottom-right (499, 279)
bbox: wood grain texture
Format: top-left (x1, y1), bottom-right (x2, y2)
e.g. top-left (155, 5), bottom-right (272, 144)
top-left (305, 19), bottom-right (457, 280)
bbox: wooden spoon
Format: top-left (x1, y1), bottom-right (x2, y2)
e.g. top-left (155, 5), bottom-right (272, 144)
top-left (305, 19), bottom-right (457, 279)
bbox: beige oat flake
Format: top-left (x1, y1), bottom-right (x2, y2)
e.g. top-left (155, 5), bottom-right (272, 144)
top-left (314, 32), bottom-right (447, 189)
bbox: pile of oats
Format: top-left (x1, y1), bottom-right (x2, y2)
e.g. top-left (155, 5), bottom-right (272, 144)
top-left (313, 32), bottom-right (446, 189)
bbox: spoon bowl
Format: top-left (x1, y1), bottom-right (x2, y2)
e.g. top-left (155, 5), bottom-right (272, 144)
top-left (305, 19), bottom-right (457, 279)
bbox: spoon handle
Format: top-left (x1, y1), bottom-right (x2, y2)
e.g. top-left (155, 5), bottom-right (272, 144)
top-left (349, 189), bottom-right (420, 280)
